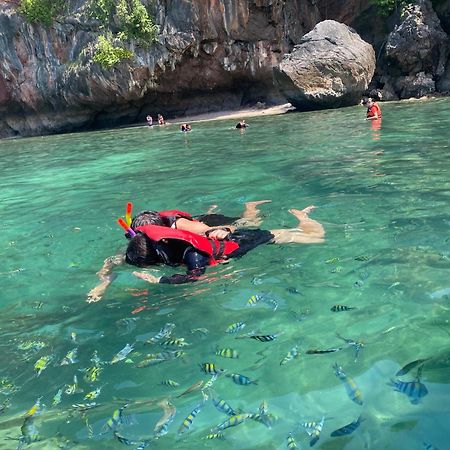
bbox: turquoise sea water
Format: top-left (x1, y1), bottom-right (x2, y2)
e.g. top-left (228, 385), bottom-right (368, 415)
top-left (0, 99), bottom-right (449, 449)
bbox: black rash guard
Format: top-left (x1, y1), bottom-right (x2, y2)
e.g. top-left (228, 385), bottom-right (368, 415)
top-left (157, 230), bottom-right (274, 284)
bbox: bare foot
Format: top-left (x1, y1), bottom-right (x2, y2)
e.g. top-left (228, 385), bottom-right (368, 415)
top-left (289, 205), bottom-right (317, 218)
top-left (245, 200), bottom-right (272, 207)
top-left (206, 204), bottom-right (218, 214)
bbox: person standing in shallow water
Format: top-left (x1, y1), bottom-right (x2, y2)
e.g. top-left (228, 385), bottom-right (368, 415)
top-left (146, 115), bottom-right (153, 126)
top-left (366, 97), bottom-right (382, 121)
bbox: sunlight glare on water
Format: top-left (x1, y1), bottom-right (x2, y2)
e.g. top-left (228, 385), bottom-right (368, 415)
top-left (0, 99), bottom-right (449, 449)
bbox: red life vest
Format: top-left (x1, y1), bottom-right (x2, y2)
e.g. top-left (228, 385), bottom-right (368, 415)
top-left (159, 210), bottom-right (195, 226)
top-left (136, 224), bottom-right (239, 265)
top-left (367, 103), bottom-right (382, 119)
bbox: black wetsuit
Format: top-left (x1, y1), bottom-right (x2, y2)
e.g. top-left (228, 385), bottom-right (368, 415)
top-left (158, 229), bottom-right (274, 284)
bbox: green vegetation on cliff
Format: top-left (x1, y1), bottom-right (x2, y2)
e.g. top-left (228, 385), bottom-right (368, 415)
top-left (18, 0), bottom-right (65, 26)
top-left (92, 34), bottom-right (133, 69)
top-left (89, 0), bottom-right (158, 46)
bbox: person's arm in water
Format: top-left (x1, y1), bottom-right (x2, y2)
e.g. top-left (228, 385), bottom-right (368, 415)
top-left (87, 254), bottom-right (125, 302)
top-left (133, 247), bottom-right (209, 285)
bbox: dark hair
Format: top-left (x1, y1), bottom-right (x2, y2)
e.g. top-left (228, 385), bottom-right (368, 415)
top-left (125, 234), bottom-right (160, 267)
top-left (131, 211), bottom-right (166, 229)
top-left (369, 89), bottom-right (382, 101)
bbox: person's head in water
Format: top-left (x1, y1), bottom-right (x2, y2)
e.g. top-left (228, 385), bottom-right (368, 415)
top-left (131, 211), bottom-right (167, 229)
top-left (126, 233), bottom-right (160, 267)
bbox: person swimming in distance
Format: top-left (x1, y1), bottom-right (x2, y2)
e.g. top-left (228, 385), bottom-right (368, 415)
top-left (146, 115), bottom-right (153, 126)
top-left (180, 123), bottom-right (192, 132)
top-left (235, 120), bottom-right (247, 129)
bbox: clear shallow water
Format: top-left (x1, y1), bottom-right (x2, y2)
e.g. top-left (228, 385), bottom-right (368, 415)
top-left (0, 99), bottom-right (449, 449)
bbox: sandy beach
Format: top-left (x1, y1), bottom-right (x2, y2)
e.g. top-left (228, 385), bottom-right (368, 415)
top-left (169, 102), bottom-right (295, 125)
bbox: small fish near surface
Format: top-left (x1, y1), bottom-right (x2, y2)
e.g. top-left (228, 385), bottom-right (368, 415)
top-left (111, 343), bottom-right (134, 364)
top-left (101, 404), bottom-right (129, 435)
top-left (225, 322), bottom-right (246, 334)
top-left (227, 373), bottom-right (258, 385)
top-left (423, 442), bottom-right (440, 450)
top-left (60, 348), bottom-right (78, 366)
top-left (203, 432), bottom-right (225, 440)
top-left (34, 355), bottom-right (52, 377)
top-left (200, 363), bottom-right (225, 375)
top-left (336, 333), bottom-right (364, 362)
top-left (388, 378), bottom-right (428, 404)
top-left (330, 415), bottom-right (364, 437)
top-left (280, 345), bottom-right (300, 366)
top-left (330, 305), bottom-right (356, 312)
top-left (178, 403), bottom-right (203, 435)
top-left (216, 347), bottom-right (239, 359)
top-left (306, 348), bottom-right (342, 355)
top-left (287, 432), bottom-right (298, 449)
top-left (212, 397), bottom-right (238, 416)
top-left (309, 416), bottom-right (325, 447)
top-left (161, 379), bottom-right (179, 388)
top-left (215, 413), bottom-right (253, 431)
top-left (147, 323), bottom-right (176, 344)
top-left (236, 333), bottom-right (281, 342)
top-left (333, 363), bottom-right (363, 405)
top-left (160, 337), bottom-right (190, 347)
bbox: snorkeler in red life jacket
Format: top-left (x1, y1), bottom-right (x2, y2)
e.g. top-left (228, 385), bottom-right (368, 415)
top-left (126, 223), bottom-right (273, 284)
top-left (366, 98), bottom-right (382, 120)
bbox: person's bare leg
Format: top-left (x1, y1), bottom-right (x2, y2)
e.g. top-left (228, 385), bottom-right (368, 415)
top-left (271, 205), bottom-right (325, 244)
top-left (234, 200), bottom-right (271, 228)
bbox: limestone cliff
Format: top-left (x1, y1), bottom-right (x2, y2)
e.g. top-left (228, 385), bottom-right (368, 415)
top-left (0, 0), bottom-right (449, 138)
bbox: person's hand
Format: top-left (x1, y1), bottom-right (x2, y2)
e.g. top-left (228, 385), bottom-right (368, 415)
top-left (206, 229), bottom-right (230, 240)
top-left (133, 271), bottom-right (161, 284)
top-left (87, 285), bottom-right (105, 303)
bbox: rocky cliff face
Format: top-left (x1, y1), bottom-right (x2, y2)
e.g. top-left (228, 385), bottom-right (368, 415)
top-left (0, 0), bottom-right (325, 138)
top-left (0, 0), bottom-right (449, 138)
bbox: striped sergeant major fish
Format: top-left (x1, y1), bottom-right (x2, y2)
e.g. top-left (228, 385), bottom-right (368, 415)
top-left (102, 403), bottom-right (129, 434)
top-left (330, 305), bottom-right (356, 312)
top-left (333, 363), bottom-right (363, 405)
top-left (225, 322), bottom-right (246, 334)
top-left (178, 403), bottom-right (203, 435)
top-left (161, 379), bottom-right (179, 388)
top-left (287, 432), bottom-right (298, 449)
top-left (215, 413), bottom-right (253, 431)
top-left (160, 338), bottom-right (190, 347)
top-left (280, 345), bottom-right (300, 366)
top-left (200, 363), bottom-right (225, 375)
top-left (240, 333), bottom-right (280, 342)
top-left (388, 378), bottom-right (428, 404)
top-left (330, 415), bottom-right (364, 437)
top-left (247, 294), bottom-right (263, 306)
top-left (227, 373), bottom-right (258, 385)
top-left (147, 323), bottom-right (175, 344)
top-left (309, 416), bottom-right (324, 447)
top-left (203, 432), bottom-right (225, 440)
top-left (215, 347), bottom-right (239, 359)
top-left (212, 397), bottom-right (237, 416)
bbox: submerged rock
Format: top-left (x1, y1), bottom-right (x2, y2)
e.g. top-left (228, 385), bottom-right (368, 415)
top-left (273, 20), bottom-right (375, 110)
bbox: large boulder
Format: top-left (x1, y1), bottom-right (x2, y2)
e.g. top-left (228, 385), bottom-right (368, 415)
top-left (273, 20), bottom-right (375, 110)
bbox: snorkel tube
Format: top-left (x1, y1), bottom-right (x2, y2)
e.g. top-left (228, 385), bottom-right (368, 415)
top-left (118, 217), bottom-right (136, 237)
top-left (117, 202), bottom-right (136, 238)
